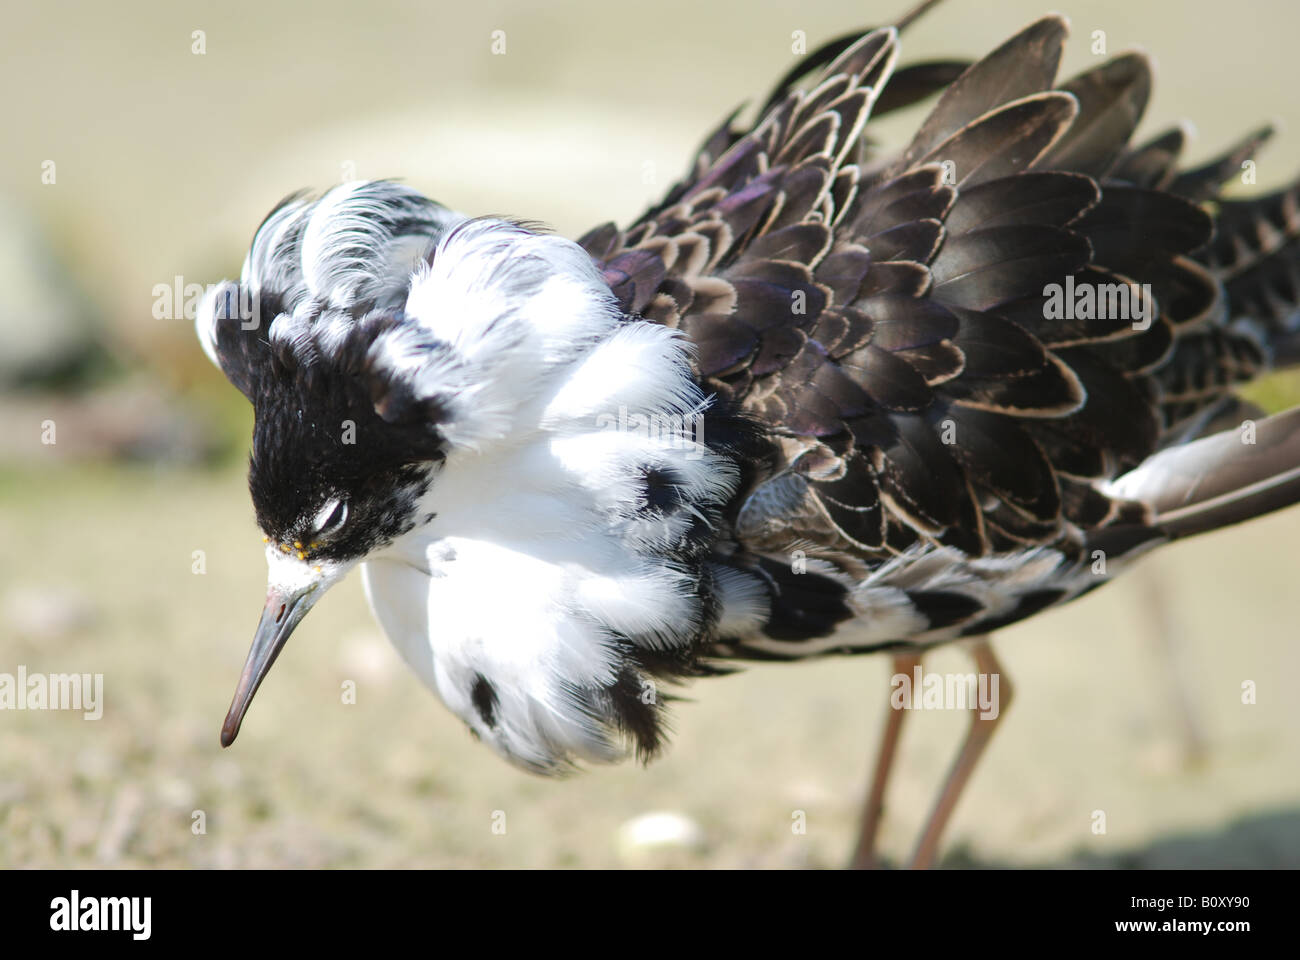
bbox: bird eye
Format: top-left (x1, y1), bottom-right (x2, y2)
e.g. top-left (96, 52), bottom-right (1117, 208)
top-left (312, 498), bottom-right (348, 535)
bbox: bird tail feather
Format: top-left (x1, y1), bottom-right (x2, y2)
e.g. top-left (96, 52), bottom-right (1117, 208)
top-left (1108, 406), bottom-right (1300, 539)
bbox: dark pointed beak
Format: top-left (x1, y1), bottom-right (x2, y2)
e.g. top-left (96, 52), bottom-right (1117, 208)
top-left (221, 584), bottom-right (321, 747)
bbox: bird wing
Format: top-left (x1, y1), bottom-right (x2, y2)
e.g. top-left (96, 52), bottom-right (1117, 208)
top-left (577, 15), bottom-right (1287, 580)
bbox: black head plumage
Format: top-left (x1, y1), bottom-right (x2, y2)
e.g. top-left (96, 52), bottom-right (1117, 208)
top-left (208, 287), bottom-right (447, 561)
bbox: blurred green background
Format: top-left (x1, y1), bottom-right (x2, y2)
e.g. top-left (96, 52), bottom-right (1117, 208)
top-left (2, 0), bottom-right (1299, 868)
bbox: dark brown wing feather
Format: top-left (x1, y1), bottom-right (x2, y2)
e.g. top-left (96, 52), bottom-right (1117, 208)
top-left (578, 14), bottom-right (1300, 647)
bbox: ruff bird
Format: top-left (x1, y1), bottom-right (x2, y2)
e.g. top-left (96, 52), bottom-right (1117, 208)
top-left (198, 1), bottom-right (1300, 867)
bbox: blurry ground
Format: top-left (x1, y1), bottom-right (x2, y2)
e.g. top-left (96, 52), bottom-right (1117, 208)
top-left (2, 464), bottom-right (1299, 868)
top-left (3, 0), bottom-right (1300, 868)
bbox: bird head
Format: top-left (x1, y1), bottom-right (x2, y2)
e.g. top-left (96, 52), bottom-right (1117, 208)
top-left (217, 303), bottom-right (449, 747)
top-left (198, 181), bottom-right (765, 767)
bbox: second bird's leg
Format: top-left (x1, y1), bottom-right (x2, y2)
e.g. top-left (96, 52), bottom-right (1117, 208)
top-left (1140, 571), bottom-right (1208, 767)
top-left (909, 636), bottom-right (1012, 869)
top-left (850, 650), bottom-right (922, 869)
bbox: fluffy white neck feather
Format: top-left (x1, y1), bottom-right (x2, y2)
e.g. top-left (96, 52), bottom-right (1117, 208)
top-left (360, 218), bottom-right (766, 772)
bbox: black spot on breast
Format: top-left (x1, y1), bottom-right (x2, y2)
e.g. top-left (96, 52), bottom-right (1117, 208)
top-left (606, 668), bottom-right (661, 761)
top-left (681, 509), bottom-right (713, 549)
top-left (470, 673), bottom-right (499, 729)
top-left (641, 467), bottom-right (683, 514)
